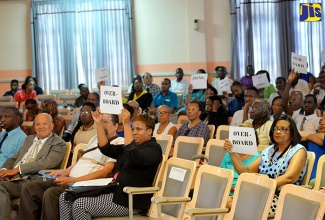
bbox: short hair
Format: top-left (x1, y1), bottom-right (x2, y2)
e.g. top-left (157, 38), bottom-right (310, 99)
top-left (206, 84), bottom-right (218, 96)
top-left (305, 94), bottom-right (317, 104)
top-left (78, 83), bottom-right (88, 90)
top-left (158, 105), bottom-right (171, 114)
top-left (319, 70), bottom-right (325, 76)
top-left (197, 69), bottom-right (206, 73)
top-left (25, 98), bottom-right (38, 105)
top-left (11, 79), bottom-right (18, 84)
top-left (252, 99), bottom-right (271, 118)
top-left (143, 72), bottom-right (152, 78)
top-left (269, 114), bottom-right (301, 146)
top-left (276, 77), bottom-right (286, 83)
top-left (215, 66), bottom-right (227, 72)
top-left (176, 67), bottom-right (183, 72)
top-left (162, 78), bottom-right (171, 85)
top-left (103, 114), bottom-right (119, 125)
top-left (82, 102), bottom-right (96, 111)
top-left (123, 103), bottom-right (134, 116)
top-left (133, 114), bottom-right (155, 132)
top-left (3, 106), bottom-right (20, 116)
top-left (207, 95), bottom-right (222, 103)
top-left (246, 86), bottom-right (259, 97)
top-left (256, 70), bottom-right (270, 82)
top-left (231, 81), bottom-right (244, 89)
top-left (189, 100), bottom-right (203, 112)
top-left (132, 75), bottom-right (142, 84)
top-left (89, 92), bottom-right (100, 102)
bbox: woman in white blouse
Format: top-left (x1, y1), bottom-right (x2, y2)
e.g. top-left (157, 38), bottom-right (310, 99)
top-left (153, 105), bottom-right (177, 140)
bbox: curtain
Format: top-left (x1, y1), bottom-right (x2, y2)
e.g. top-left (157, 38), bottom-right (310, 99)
top-left (230, 0), bottom-right (325, 83)
top-left (30, 0), bottom-right (134, 91)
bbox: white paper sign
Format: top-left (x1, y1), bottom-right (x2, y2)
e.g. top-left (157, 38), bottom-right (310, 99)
top-left (100, 86), bottom-right (123, 114)
top-left (73, 178), bottom-right (113, 186)
top-left (95, 67), bottom-right (110, 83)
top-left (229, 126), bottom-right (258, 155)
top-left (190, 74), bottom-right (208, 89)
top-left (291, 52), bottom-right (307, 74)
top-left (252, 73), bottom-right (270, 89)
top-left (169, 167), bottom-right (187, 182)
top-left (321, 50), bottom-right (325, 62)
top-left (219, 78), bottom-right (231, 93)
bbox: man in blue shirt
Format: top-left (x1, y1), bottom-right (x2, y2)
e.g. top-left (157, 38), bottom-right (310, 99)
top-left (0, 107), bottom-right (27, 167)
top-left (228, 81), bottom-right (245, 117)
top-left (150, 78), bottom-right (178, 115)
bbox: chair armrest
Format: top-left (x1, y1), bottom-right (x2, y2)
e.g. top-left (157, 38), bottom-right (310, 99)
top-left (300, 185), bottom-right (313, 189)
top-left (151, 196), bottom-right (191, 204)
top-left (123, 186), bottom-right (160, 195)
top-left (41, 169), bottom-right (57, 173)
top-left (184, 207), bottom-right (229, 216)
top-left (192, 154), bottom-right (208, 161)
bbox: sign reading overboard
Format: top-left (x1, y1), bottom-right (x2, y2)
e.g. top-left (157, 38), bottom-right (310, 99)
top-left (291, 52), bottom-right (307, 74)
top-left (169, 167), bottom-right (187, 182)
top-left (190, 74), bottom-right (208, 89)
top-left (219, 78), bottom-right (231, 93)
top-left (95, 67), bottom-right (110, 82)
top-left (229, 126), bottom-right (258, 155)
top-left (100, 86), bottom-right (123, 114)
top-left (252, 73), bottom-right (270, 89)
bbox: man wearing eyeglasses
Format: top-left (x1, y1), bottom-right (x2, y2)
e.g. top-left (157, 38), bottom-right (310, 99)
top-left (142, 72), bottom-right (161, 98)
top-left (0, 107), bottom-right (27, 167)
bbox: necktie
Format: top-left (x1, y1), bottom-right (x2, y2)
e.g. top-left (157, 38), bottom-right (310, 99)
top-left (0, 133), bottom-right (8, 150)
top-left (24, 140), bottom-right (42, 164)
top-left (146, 87), bottom-right (150, 93)
top-left (300, 117), bottom-right (306, 131)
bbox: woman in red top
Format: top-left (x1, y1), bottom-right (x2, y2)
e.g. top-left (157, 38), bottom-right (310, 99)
top-left (14, 76), bottom-right (37, 106)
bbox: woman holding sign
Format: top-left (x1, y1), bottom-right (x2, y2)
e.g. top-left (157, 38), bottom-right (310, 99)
top-left (59, 109), bottom-right (162, 219)
top-left (224, 114), bottom-right (307, 216)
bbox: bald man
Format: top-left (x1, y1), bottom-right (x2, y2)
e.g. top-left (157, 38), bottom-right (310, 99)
top-left (0, 113), bottom-right (66, 220)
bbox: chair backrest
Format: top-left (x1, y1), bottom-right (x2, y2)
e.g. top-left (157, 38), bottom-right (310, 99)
top-left (71, 143), bottom-right (88, 166)
top-left (19, 101), bottom-right (41, 115)
top-left (299, 130), bottom-right (316, 139)
top-left (70, 88), bottom-right (80, 96)
top-left (173, 136), bottom-right (204, 164)
top-left (154, 134), bottom-right (173, 159)
top-left (57, 94), bottom-right (77, 103)
top-left (177, 115), bottom-right (189, 125)
top-left (0, 96), bottom-right (13, 102)
top-left (207, 124), bottom-right (215, 139)
top-left (59, 142), bottom-right (72, 169)
top-left (182, 165), bottom-right (234, 220)
top-left (148, 157), bottom-right (196, 219)
top-left (58, 108), bottom-right (71, 116)
top-left (49, 89), bottom-right (69, 99)
top-left (225, 173), bottom-right (276, 220)
top-left (313, 154), bottom-right (325, 190)
top-left (175, 124), bottom-right (182, 130)
top-left (274, 184), bottom-right (325, 220)
top-left (205, 139), bottom-right (226, 167)
top-left (301, 151), bottom-right (315, 185)
top-left (0, 102), bottom-right (18, 114)
top-left (176, 93), bottom-right (184, 108)
top-left (62, 115), bottom-right (73, 128)
top-left (216, 125), bottom-right (230, 140)
top-left (227, 117), bottom-right (232, 125)
top-left (37, 95), bottom-right (56, 105)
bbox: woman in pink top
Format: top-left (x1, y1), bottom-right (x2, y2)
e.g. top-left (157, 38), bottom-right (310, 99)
top-left (14, 76), bottom-right (37, 106)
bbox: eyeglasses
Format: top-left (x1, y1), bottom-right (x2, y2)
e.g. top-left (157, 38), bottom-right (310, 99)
top-left (157, 111), bottom-right (168, 116)
top-left (273, 126), bottom-right (290, 134)
top-left (143, 76), bottom-right (151, 79)
top-left (249, 106), bottom-right (262, 112)
top-left (81, 111), bottom-right (91, 115)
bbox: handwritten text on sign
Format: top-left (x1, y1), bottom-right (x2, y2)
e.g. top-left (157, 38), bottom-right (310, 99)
top-left (252, 73), bottom-right (270, 89)
top-left (100, 86), bottom-right (123, 114)
top-left (229, 126), bottom-right (258, 155)
top-left (219, 78), bottom-right (231, 93)
top-left (291, 52), bottom-right (307, 74)
top-left (95, 67), bottom-right (110, 83)
top-left (190, 74), bottom-right (207, 89)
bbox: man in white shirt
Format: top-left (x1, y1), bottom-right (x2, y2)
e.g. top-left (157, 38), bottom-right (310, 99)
top-left (295, 94), bottom-right (320, 131)
top-left (211, 66), bottom-right (233, 98)
top-left (170, 68), bottom-right (190, 93)
top-left (0, 113), bottom-right (66, 220)
top-left (288, 70), bottom-right (310, 98)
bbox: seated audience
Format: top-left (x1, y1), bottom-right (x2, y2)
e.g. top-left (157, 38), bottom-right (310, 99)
top-left (59, 109), bottom-right (162, 219)
top-left (174, 101), bottom-right (210, 149)
top-left (153, 105), bottom-right (177, 140)
top-left (300, 63), bottom-right (315, 89)
top-left (3, 79), bottom-right (20, 97)
top-left (270, 96), bottom-right (284, 121)
top-left (142, 72), bottom-right (161, 97)
top-left (21, 98), bottom-right (42, 135)
top-left (33, 77), bottom-right (43, 95)
top-left (14, 76), bottom-right (37, 106)
top-left (256, 70), bottom-right (276, 98)
top-left (311, 70), bottom-right (325, 99)
top-left (0, 107), bottom-right (27, 167)
top-left (43, 100), bottom-right (66, 136)
top-left (239, 64), bottom-right (255, 88)
top-left (228, 81), bottom-right (245, 117)
top-left (204, 84), bottom-right (218, 100)
top-left (127, 100), bottom-right (142, 118)
top-left (231, 86), bottom-right (259, 127)
top-left (178, 82), bottom-right (205, 116)
top-left (127, 74), bottom-right (142, 93)
top-left (211, 66), bottom-right (233, 100)
top-left (241, 99), bottom-right (273, 151)
top-left (127, 78), bottom-right (153, 112)
top-left (200, 95), bottom-right (228, 138)
top-left (150, 78), bottom-right (178, 115)
top-left (116, 103), bottom-right (134, 137)
top-left (268, 76), bottom-right (286, 105)
top-left (170, 68), bottom-right (190, 93)
top-left (71, 102), bottom-right (97, 148)
top-left (0, 113), bottom-right (66, 220)
top-left (224, 114), bottom-right (307, 216)
top-left (18, 113), bottom-right (121, 220)
top-left (74, 84), bottom-right (90, 108)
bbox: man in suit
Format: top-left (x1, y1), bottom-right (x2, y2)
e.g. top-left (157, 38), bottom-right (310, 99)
top-left (0, 113), bottom-right (66, 220)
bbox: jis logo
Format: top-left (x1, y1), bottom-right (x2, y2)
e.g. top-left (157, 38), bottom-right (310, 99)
top-left (300, 3), bottom-right (322, 22)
